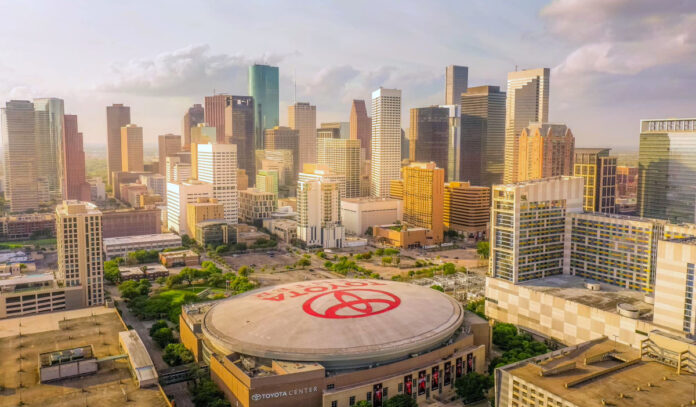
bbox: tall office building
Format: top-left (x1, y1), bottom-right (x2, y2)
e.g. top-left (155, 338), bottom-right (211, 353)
top-left (297, 174), bottom-right (344, 249)
top-left (56, 201), bottom-right (104, 307)
top-left (34, 98), bottom-right (64, 201)
top-left (1, 100), bottom-right (40, 212)
top-left (299, 165), bottom-right (347, 203)
top-left (63, 115), bottom-right (90, 201)
top-left (264, 126), bottom-right (300, 176)
top-left (402, 162), bottom-right (445, 244)
top-left (182, 103), bottom-right (204, 149)
top-left (158, 134), bottom-right (182, 176)
top-left (460, 85), bottom-right (506, 186)
top-left (517, 122), bottom-right (574, 182)
top-left (439, 105), bottom-right (461, 183)
top-left (489, 176), bottom-right (583, 283)
top-left (638, 118), bottom-right (696, 223)
top-left (370, 88), bottom-right (402, 198)
top-left (190, 123), bottom-right (216, 179)
top-left (320, 122), bottom-right (350, 139)
top-left (255, 149), bottom-right (295, 188)
top-left (204, 94), bottom-right (230, 143)
top-left (288, 102), bottom-right (317, 171)
top-left (443, 182), bottom-right (490, 237)
top-left (120, 124), bottom-right (144, 172)
top-left (317, 127), bottom-right (341, 140)
top-left (574, 148), bottom-right (617, 213)
top-left (503, 68), bottom-right (550, 184)
top-left (445, 65), bottom-right (468, 105)
top-left (350, 100), bottom-right (371, 159)
top-left (249, 64), bottom-right (279, 149)
top-left (224, 96), bottom-right (255, 186)
top-left (316, 138), bottom-right (361, 198)
top-left (166, 180), bottom-right (214, 234)
top-left (196, 143), bottom-right (238, 225)
top-left (106, 104), bottom-right (131, 184)
top-left (409, 106), bottom-right (450, 175)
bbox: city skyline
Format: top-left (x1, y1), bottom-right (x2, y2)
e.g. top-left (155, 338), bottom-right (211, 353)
top-left (1, 1), bottom-right (694, 150)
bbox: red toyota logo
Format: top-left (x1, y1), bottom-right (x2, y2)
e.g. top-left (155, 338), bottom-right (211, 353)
top-left (302, 289), bottom-right (401, 319)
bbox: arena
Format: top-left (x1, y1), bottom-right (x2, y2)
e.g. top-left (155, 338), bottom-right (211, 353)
top-left (181, 279), bottom-right (489, 407)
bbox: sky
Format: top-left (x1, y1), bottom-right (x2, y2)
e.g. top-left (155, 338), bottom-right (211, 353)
top-left (1, 0), bottom-right (695, 151)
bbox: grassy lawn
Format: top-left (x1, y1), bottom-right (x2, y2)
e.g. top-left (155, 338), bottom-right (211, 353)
top-left (0, 238), bottom-right (57, 249)
top-left (158, 286), bottom-right (226, 300)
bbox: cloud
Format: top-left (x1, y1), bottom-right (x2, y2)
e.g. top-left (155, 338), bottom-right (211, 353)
top-left (96, 44), bottom-right (294, 97)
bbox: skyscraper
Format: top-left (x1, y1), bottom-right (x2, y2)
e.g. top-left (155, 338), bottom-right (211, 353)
top-left (264, 126), bottom-right (300, 177)
top-left (1, 100), bottom-right (40, 212)
top-left (370, 88), bottom-right (402, 198)
top-left (517, 122), bottom-right (574, 182)
top-left (190, 123), bottom-right (216, 179)
top-left (249, 64), bottom-right (279, 149)
top-left (196, 143), bottom-right (238, 225)
top-left (460, 85), bottom-right (506, 186)
top-left (573, 148), bottom-right (617, 213)
top-left (158, 134), bottom-right (181, 176)
top-left (121, 124), bottom-right (144, 172)
top-left (56, 201), bottom-right (104, 307)
top-left (288, 102), bottom-right (317, 171)
top-left (409, 106), bottom-right (450, 175)
top-left (445, 65), bottom-right (468, 105)
top-left (204, 94), bottom-right (229, 144)
top-left (350, 100), bottom-right (371, 159)
top-left (317, 138), bottom-right (361, 198)
top-left (33, 98), bottom-right (64, 201)
top-left (106, 104), bottom-right (131, 184)
top-left (638, 118), bottom-right (696, 223)
top-left (63, 115), bottom-right (90, 201)
top-left (503, 68), bottom-right (550, 184)
top-left (225, 96), bottom-right (256, 186)
top-left (297, 169), bottom-right (344, 248)
top-left (182, 103), bottom-right (204, 150)
top-left (402, 162), bottom-right (444, 244)
top-left (167, 180), bottom-right (214, 234)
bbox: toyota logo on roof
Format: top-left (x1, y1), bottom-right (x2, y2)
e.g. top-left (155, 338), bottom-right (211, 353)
top-left (302, 288), bottom-right (401, 319)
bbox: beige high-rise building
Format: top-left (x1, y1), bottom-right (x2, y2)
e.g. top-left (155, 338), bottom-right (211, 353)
top-left (120, 124), bottom-right (144, 172)
top-left (239, 189), bottom-right (277, 224)
top-left (1, 100), bottom-right (40, 212)
top-left (190, 123), bottom-right (216, 179)
top-left (402, 162), bottom-right (444, 244)
top-left (196, 143), bottom-right (238, 225)
top-left (106, 104), bottom-right (131, 184)
top-left (370, 88), bottom-right (402, 198)
top-left (264, 126), bottom-right (300, 176)
top-left (288, 102), bottom-right (317, 171)
top-left (316, 138), bottom-right (361, 198)
top-left (158, 134), bottom-right (181, 176)
top-left (256, 149), bottom-right (295, 188)
top-left (56, 201), bottom-right (104, 307)
top-left (517, 122), bottom-right (574, 182)
top-left (503, 68), bottom-right (550, 184)
top-left (445, 65), bottom-right (468, 105)
top-left (297, 173), bottom-right (344, 249)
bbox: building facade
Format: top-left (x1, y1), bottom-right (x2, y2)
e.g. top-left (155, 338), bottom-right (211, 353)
top-left (2, 101), bottom-right (41, 212)
top-left (503, 68), bottom-right (550, 184)
top-left (204, 94), bottom-right (230, 144)
top-left (249, 64), bottom-right (280, 149)
top-left (264, 126), bottom-right (300, 177)
top-left (256, 170), bottom-right (279, 197)
top-left (121, 124), bottom-right (144, 172)
top-left (34, 98), bottom-right (65, 202)
top-left (409, 107), bottom-right (450, 176)
top-left (182, 103), bottom-right (204, 150)
top-left (197, 143), bottom-right (238, 225)
top-left (106, 104), bottom-right (131, 184)
top-left (350, 99), bottom-right (371, 159)
top-left (445, 65), bottom-right (468, 105)
top-left (158, 134), bottom-right (181, 176)
top-left (517, 122), bottom-right (574, 182)
top-left (224, 95), bottom-right (256, 185)
top-left (573, 148), bottom-right (617, 213)
top-left (166, 181), bottom-right (214, 235)
top-left (289, 102), bottom-right (317, 172)
top-left (317, 138), bottom-right (361, 198)
top-left (341, 197), bottom-right (403, 236)
top-left (638, 118), bottom-right (696, 223)
top-left (402, 163), bottom-right (444, 244)
top-left (443, 182), bottom-right (490, 237)
top-left (460, 86), bottom-right (506, 186)
top-left (239, 189), bottom-right (277, 224)
top-left (62, 114), bottom-right (90, 201)
top-left (370, 88), bottom-right (402, 198)
top-left (297, 178), bottom-right (344, 248)
top-left (186, 197), bottom-right (225, 237)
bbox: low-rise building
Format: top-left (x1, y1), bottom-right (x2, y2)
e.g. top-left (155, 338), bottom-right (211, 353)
top-left (263, 218), bottom-right (298, 242)
top-left (238, 188), bottom-right (277, 225)
top-left (443, 182), bottom-right (490, 238)
top-left (373, 224), bottom-right (436, 248)
top-left (88, 177), bottom-right (106, 201)
top-left (120, 183), bottom-right (149, 207)
top-left (341, 197), bottom-right (403, 236)
top-left (195, 220), bottom-right (236, 247)
top-left (0, 213), bottom-right (55, 241)
top-left (186, 197), bottom-right (224, 237)
top-left (103, 233), bottom-right (182, 259)
top-left (159, 250), bottom-right (200, 267)
top-left (102, 208), bottom-right (162, 238)
top-left (236, 224), bottom-right (271, 246)
top-left (119, 264), bottom-right (169, 281)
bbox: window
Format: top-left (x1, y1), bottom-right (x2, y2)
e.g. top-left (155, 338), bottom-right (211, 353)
top-left (327, 384), bottom-right (335, 390)
top-left (331, 402), bottom-right (337, 407)
top-left (349, 396), bottom-right (355, 406)
top-left (367, 392), bottom-right (371, 402)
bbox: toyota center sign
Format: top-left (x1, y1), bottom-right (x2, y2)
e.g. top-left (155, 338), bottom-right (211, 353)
top-left (251, 386), bottom-right (319, 402)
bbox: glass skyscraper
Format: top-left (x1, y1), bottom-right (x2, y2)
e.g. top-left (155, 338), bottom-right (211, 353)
top-left (248, 64), bottom-right (279, 149)
top-left (638, 118), bottom-right (696, 224)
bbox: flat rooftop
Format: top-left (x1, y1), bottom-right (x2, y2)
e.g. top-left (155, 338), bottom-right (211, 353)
top-left (519, 275), bottom-right (654, 321)
top-left (504, 337), bottom-right (696, 407)
top-left (0, 273), bottom-right (55, 287)
top-left (0, 307), bottom-right (167, 406)
top-left (103, 233), bottom-right (181, 245)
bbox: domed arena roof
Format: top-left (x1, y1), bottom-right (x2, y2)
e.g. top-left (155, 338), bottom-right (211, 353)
top-left (202, 279), bottom-right (464, 369)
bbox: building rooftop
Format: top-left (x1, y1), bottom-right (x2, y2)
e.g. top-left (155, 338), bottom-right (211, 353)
top-left (494, 175), bottom-right (583, 189)
top-left (520, 275), bottom-right (654, 321)
top-left (118, 330), bottom-right (158, 385)
top-left (502, 336), bottom-right (696, 407)
top-left (0, 307), bottom-right (167, 406)
top-left (341, 197), bottom-right (401, 204)
top-left (0, 273), bottom-right (54, 288)
top-left (103, 233), bottom-right (181, 246)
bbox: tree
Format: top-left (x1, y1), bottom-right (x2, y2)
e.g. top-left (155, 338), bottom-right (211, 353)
top-left (430, 284), bottom-right (444, 292)
top-left (455, 372), bottom-right (493, 403)
top-left (476, 241), bottom-right (490, 259)
top-left (118, 280), bottom-right (142, 300)
top-left (151, 327), bottom-right (174, 348)
top-left (442, 262), bottom-right (456, 275)
top-left (296, 258), bottom-right (311, 269)
top-left (237, 265), bottom-right (252, 277)
top-left (104, 260), bottom-right (121, 284)
top-left (191, 376), bottom-right (230, 407)
top-left (354, 401), bottom-right (371, 407)
top-left (365, 226), bottom-right (373, 236)
top-left (384, 394), bottom-right (417, 407)
top-left (375, 248), bottom-right (384, 256)
top-left (381, 256), bottom-right (392, 266)
top-left (163, 343), bottom-right (194, 366)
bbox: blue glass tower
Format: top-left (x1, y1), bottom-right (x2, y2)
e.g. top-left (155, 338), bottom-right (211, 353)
top-left (248, 64), bottom-right (279, 149)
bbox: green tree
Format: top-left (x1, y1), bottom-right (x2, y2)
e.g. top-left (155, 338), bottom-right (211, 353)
top-left (162, 343), bottom-right (194, 366)
top-left (296, 257), bottom-right (311, 269)
top-left (442, 262), bottom-right (456, 275)
top-left (375, 248), bottom-right (384, 256)
top-left (381, 256), bottom-right (392, 266)
top-left (430, 284), bottom-right (444, 292)
top-left (354, 401), bottom-right (371, 407)
top-left (237, 265), bottom-right (252, 277)
top-left (104, 260), bottom-right (121, 284)
top-left (384, 394), bottom-right (417, 407)
top-left (455, 372), bottom-right (493, 403)
top-left (149, 320), bottom-right (169, 336)
top-left (191, 376), bottom-right (230, 407)
top-left (476, 241), bottom-right (490, 259)
top-left (466, 299), bottom-right (486, 319)
top-left (151, 327), bottom-right (174, 348)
